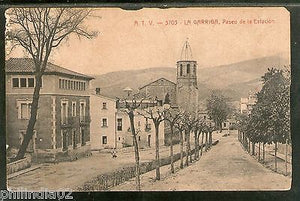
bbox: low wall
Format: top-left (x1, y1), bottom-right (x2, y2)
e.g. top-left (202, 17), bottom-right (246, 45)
top-left (78, 142), bottom-right (216, 191)
top-left (7, 156), bottom-right (31, 175)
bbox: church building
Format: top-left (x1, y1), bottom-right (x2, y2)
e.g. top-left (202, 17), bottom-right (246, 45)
top-left (137, 40), bottom-right (199, 113)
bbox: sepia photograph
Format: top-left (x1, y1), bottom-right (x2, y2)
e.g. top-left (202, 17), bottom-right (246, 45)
top-left (4, 7), bottom-right (291, 192)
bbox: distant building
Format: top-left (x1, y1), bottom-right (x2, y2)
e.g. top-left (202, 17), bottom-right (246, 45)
top-left (240, 93), bottom-right (257, 115)
top-left (6, 58), bottom-right (94, 162)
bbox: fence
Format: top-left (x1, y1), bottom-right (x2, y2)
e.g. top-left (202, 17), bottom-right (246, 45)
top-left (7, 156), bottom-right (32, 175)
top-left (238, 132), bottom-right (291, 176)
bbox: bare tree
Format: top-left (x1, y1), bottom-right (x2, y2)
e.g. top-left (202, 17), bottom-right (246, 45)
top-left (6, 8), bottom-right (98, 160)
top-left (164, 107), bottom-right (182, 174)
top-left (138, 102), bottom-right (165, 180)
top-left (193, 116), bottom-right (205, 160)
top-left (117, 97), bottom-right (146, 190)
top-left (174, 115), bottom-right (186, 169)
top-left (181, 112), bottom-right (197, 166)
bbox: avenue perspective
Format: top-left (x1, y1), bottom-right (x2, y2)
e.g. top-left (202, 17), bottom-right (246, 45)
top-left (5, 7), bottom-right (291, 191)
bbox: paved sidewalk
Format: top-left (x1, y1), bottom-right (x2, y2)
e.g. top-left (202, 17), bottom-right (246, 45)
top-left (111, 131), bottom-right (291, 191)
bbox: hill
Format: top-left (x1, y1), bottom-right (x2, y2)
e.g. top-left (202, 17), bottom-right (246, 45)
top-left (90, 55), bottom-right (289, 101)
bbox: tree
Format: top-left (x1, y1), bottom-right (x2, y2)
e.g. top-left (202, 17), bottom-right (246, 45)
top-left (117, 97), bottom-right (146, 190)
top-left (181, 112), bottom-right (198, 166)
top-left (164, 107), bottom-right (182, 174)
top-left (6, 8), bottom-right (98, 160)
top-left (206, 91), bottom-right (231, 132)
top-left (242, 68), bottom-right (290, 171)
top-left (193, 115), bottom-right (206, 160)
top-left (174, 114), bottom-right (186, 169)
top-left (255, 68), bottom-right (290, 171)
top-left (138, 101), bottom-right (165, 180)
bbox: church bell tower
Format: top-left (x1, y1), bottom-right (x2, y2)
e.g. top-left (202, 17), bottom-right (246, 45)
top-left (176, 39), bottom-right (199, 113)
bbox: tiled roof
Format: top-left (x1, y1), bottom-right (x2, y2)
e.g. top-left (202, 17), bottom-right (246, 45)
top-left (5, 58), bottom-right (94, 80)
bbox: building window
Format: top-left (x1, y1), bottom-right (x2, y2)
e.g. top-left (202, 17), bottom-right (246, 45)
top-left (80, 102), bottom-right (86, 122)
top-left (20, 103), bottom-right (31, 119)
top-left (187, 64), bottom-right (190, 74)
top-left (118, 137), bottom-right (121, 141)
top-left (72, 102), bottom-right (76, 117)
top-left (61, 101), bottom-right (68, 124)
top-left (102, 136), bottom-right (107, 144)
top-left (102, 118), bottom-right (108, 127)
top-left (117, 118), bottom-right (122, 131)
top-left (193, 64), bottom-right (196, 73)
top-left (28, 78), bottom-right (34, 87)
top-left (12, 78), bottom-right (19, 87)
top-left (102, 102), bottom-right (107, 109)
top-left (180, 64), bottom-right (183, 76)
top-left (138, 136), bottom-right (141, 141)
top-left (138, 121), bottom-right (141, 126)
top-left (20, 78), bottom-right (27, 87)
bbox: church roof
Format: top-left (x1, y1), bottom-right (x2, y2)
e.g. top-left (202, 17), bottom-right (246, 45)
top-left (139, 77), bottom-right (176, 90)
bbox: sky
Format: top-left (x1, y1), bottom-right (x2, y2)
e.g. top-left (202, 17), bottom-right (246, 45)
top-left (6, 7), bottom-right (290, 75)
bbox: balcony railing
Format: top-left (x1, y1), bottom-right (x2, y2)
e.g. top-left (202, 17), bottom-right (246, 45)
top-left (79, 116), bottom-right (90, 126)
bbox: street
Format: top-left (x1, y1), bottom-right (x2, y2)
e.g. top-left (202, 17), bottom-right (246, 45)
top-left (8, 139), bottom-right (196, 190)
top-left (8, 130), bottom-right (291, 191)
top-left (111, 131), bottom-right (291, 191)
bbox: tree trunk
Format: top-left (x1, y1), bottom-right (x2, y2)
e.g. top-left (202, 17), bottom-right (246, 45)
top-left (155, 122), bottom-right (160, 180)
top-left (275, 142), bottom-right (278, 172)
top-left (219, 122), bottom-right (222, 133)
top-left (196, 131), bottom-right (200, 159)
top-left (170, 125), bottom-right (174, 174)
top-left (129, 112), bottom-right (140, 190)
top-left (15, 72), bottom-right (43, 160)
top-left (205, 132), bottom-right (208, 152)
top-left (180, 130), bottom-right (184, 169)
top-left (263, 143), bottom-right (265, 163)
top-left (209, 131), bottom-right (213, 149)
top-left (248, 139), bottom-right (250, 153)
top-left (185, 129), bottom-right (190, 166)
top-left (252, 142), bottom-right (255, 156)
top-left (194, 131), bottom-right (198, 160)
top-left (200, 132), bottom-right (204, 156)
top-left (258, 142), bottom-right (261, 161)
top-left (285, 139), bottom-right (288, 176)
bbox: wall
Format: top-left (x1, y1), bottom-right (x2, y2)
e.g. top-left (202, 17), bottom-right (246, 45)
top-left (116, 111), bottom-right (165, 149)
top-left (139, 78), bottom-right (176, 106)
top-left (90, 94), bottom-right (116, 150)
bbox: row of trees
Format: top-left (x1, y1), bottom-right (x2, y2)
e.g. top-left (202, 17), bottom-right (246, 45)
top-left (237, 68), bottom-right (290, 174)
top-left (121, 90), bottom-right (232, 190)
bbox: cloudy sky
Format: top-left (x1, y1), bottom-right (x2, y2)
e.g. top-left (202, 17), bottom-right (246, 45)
top-left (7, 7), bottom-right (290, 75)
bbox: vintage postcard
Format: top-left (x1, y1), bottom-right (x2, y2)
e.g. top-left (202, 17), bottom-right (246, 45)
top-left (4, 7), bottom-right (291, 193)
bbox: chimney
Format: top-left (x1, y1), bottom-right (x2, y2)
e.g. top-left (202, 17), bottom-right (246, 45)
top-left (96, 88), bottom-right (101, 95)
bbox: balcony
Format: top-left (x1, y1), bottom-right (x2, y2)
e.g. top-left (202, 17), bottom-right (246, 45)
top-left (79, 116), bottom-right (90, 126)
top-left (61, 117), bottom-right (75, 128)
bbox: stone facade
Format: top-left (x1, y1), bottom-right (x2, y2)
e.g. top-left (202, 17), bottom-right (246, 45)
top-left (176, 60), bottom-right (199, 113)
top-left (139, 78), bottom-right (176, 106)
top-left (6, 58), bottom-right (93, 162)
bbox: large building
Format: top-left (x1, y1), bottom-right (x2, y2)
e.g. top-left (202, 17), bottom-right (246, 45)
top-left (90, 88), bottom-right (164, 150)
top-left (6, 58), bottom-right (94, 162)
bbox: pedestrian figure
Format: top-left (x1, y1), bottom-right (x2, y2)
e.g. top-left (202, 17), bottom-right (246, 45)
top-left (112, 148), bottom-right (117, 158)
